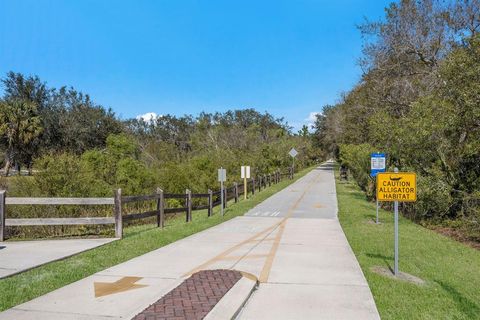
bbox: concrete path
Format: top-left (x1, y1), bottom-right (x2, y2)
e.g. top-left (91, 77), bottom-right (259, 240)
top-left (236, 162), bottom-right (379, 319)
top-left (0, 162), bottom-right (379, 319)
top-left (0, 238), bottom-right (116, 279)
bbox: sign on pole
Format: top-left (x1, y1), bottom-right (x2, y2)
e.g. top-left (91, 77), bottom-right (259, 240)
top-left (241, 166), bottom-right (250, 200)
top-left (371, 152), bottom-right (386, 224)
top-left (370, 153), bottom-right (386, 178)
top-left (376, 169), bottom-right (417, 276)
top-left (241, 166), bottom-right (250, 179)
top-left (289, 148), bottom-right (298, 176)
top-left (288, 148), bottom-right (298, 158)
top-left (218, 168), bottom-right (226, 182)
top-left (376, 172), bottom-right (417, 202)
top-left (218, 168), bottom-right (226, 216)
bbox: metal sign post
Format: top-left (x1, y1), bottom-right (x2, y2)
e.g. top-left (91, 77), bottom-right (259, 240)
top-left (241, 166), bottom-right (250, 200)
top-left (370, 152), bottom-right (386, 224)
top-left (289, 148), bottom-right (298, 175)
top-left (218, 168), bottom-right (226, 216)
top-left (376, 168), bottom-right (417, 277)
top-left (393, 167), bottom-right (399, 275)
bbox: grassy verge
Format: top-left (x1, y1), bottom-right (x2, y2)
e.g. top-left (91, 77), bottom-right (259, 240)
top-left (0, 166), bottom-right (313, 311)
top-left (336, 173), bottom-right (480, 319)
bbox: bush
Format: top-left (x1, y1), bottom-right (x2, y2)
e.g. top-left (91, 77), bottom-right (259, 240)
top-left (339, 143), bottom-right (376, 198)
top-left (414, 173), bottom-right (453, 221)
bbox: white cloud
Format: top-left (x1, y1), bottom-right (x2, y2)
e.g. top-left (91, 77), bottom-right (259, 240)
top-left (306, 111), bottom-right (321, 123)
top-left (136, 112), bottom-right (159, 123)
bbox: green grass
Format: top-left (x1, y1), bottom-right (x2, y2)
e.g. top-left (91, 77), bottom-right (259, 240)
top-left (0, 166), bottom-right (313, 311)
top-left (336, 174), bottom-right (480, 319)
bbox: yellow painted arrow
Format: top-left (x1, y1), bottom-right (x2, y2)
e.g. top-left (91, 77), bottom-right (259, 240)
top-left (94, 276), bottom-right (147, 298)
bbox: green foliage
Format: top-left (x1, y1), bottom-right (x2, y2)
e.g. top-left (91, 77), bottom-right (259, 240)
top-left (339, 144), bottom-right (376, 197)
top-left (415, 172), bottom-right (453, 221)
top-left (10, 134), bottom-right (154, 198)
top-left (313, 1), bottom-right (480, 240)
top-left (0, 99), bottom-right (43, 173)
top-left (0, 72), bottom-right (123, 171)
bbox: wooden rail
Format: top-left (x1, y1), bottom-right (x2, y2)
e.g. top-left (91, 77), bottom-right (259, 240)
top-left (0, 169), bottom-right (290, 241)
top-left (6, 198), bottom-right (114, 205)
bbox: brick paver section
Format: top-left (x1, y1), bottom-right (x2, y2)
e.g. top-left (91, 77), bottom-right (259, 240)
top-left (132, 269), bottom-right (242, 320)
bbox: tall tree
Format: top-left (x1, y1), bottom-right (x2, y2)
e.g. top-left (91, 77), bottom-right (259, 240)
top-left (0, 100), bottom-right (43, 175)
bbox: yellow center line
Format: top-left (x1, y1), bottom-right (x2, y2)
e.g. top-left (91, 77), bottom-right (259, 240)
top-left (183, 171), bottom-right (322, 279)
top-left (182, 221), bottom-right (281, 277)
top-left (258, 173), bottom-right (322, 282)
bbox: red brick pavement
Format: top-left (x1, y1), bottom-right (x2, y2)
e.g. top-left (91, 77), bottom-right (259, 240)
top-left (132, 269), bottom-right (242, 320)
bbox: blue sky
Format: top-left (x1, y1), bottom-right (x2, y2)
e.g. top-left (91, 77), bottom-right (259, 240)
top-left (0, 0), bottom-right (391, 130)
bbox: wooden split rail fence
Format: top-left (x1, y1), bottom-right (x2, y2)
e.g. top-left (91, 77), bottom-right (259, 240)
top-left (0, 169), bottom-right (294, 241)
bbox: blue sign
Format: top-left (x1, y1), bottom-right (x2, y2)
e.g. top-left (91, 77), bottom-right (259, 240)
top-left (370, 153), bottom-right (386, 178)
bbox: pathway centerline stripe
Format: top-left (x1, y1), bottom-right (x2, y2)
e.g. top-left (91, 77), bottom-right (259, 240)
top-left (257, 173), bottom-right (322, 283)
top-left (183, 171), bottom-right (322, 279)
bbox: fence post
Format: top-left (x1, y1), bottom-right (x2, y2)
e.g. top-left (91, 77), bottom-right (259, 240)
top-left (0, 190), bottom-right (5, 242)
top-left (114, 188), bottom-right (123, 239)
top-left (234, 182), bottom-right (238, 203)
top-left (156, 188), bottom-right (164, 228)
top-left (208, 189), bottom-right (213, 217)
top-left (186, 189), bottom-right (192, 222)
top-left (252, 178), bottom-right (255, 195)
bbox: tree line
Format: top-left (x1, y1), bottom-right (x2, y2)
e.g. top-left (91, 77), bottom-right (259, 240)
top-left (313, 0), bottom-right (480, 241)
top-left (0, 72), bottom-right (318, 199)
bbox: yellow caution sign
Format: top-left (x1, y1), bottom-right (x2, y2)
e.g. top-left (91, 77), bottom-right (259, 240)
top-left (376, 172), bottom-right (416, 202)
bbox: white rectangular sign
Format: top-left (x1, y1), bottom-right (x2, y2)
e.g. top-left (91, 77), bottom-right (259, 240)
top-left (218, 168), bottom-right (226, 182)
top-left (241, 166), bottom-right (250, 179)
top-left (371, 157), bottom-right (386, 170)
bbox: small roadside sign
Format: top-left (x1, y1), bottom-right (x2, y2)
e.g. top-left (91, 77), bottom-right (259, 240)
top-left (218, 167), bottom-right (226, 216)
top-left (289, 148), bottom-right (298, 158)
top-left (241, 166), bottom-right (250, 179)
top-left (378, 169), bottom-right (417, 276)
top-left (370, 153), bottom-right (386, 177)
top-left (376, 172), bottom-right (417, 202)
top-left (218, 168), bottom-right (226, 182)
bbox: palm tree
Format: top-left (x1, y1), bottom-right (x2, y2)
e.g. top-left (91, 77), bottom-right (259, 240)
top-left (0, 99), bottom-right (43, 176)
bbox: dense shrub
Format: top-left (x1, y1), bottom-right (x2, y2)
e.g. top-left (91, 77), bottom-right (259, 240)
top-left (339, 144), bottom-right (376, 198)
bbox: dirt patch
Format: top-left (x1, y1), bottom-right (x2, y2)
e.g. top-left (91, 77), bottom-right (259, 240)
top-left (371, 266), bottom-right (425, 285)
top-left (427, 226), bottom-right (480, 250)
